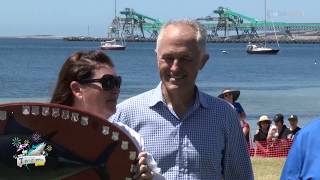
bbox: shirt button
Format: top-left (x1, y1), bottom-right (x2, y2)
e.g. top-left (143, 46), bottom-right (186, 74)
top-left (179, 168), bottom-right (184, 173)
top-left (184, 168), bottom-right (188, 174)
top-left (178, 169), bottom-right (184, 177)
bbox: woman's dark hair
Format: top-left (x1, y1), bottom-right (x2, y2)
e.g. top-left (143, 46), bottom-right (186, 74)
top-left (50, 50), bottom-right (114, 106)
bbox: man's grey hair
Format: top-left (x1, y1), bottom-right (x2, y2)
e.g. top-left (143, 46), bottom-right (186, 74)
top-left (155, 19), bottom-right (207, 52)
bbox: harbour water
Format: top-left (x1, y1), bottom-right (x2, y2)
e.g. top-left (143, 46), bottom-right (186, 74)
top-left (0, 38), bottom-right (319, 130)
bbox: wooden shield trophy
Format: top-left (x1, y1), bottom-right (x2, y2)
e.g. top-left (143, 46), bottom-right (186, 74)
top-left (0, 102), bottom-right (141, 180)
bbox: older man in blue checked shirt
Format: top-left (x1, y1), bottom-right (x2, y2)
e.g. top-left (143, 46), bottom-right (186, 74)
top-left (112, 20), bottom-right (253, 179)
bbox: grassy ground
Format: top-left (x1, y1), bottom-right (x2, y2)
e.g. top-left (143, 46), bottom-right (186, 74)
top-left (251, 157), bottom-right (286, 180)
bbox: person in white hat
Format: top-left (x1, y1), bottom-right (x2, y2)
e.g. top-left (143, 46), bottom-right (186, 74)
top-left (219, 89), bottom-right (249, 143)
top-left (254, 115), bottom-right (272, 142)
top-left (218, 89), bottom-right (246, 120)
top-left (253, 115), bottom-right (272, 156)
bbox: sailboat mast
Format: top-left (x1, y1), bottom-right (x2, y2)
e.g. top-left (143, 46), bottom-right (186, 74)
top-left (114, 0), bottom-right (120, 39)
top-left (264, 0), bottom-right (267, 47)
top-left (114, 0), bottom-right (117, 18)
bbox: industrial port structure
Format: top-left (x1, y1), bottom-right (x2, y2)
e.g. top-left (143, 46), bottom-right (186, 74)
top-left (64, 7), bottom-right (320, 43)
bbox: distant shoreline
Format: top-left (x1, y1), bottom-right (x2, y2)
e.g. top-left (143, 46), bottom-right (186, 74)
top-left (0, 35), bottom-right (64, 40)
top-left (62, 36), bottom-right (320, 44)
top-left (1, 33), bottom-right (320, 44)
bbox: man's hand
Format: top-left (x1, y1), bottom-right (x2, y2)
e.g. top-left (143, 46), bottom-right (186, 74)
top-left (134, 151), bottom-right (153, 180)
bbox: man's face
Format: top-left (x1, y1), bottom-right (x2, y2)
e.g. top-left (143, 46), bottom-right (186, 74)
top-left (289, 119), bottom-right (297, 127)
top-left (275, 120), bottom-right (283, 129)
top-left (156, 24), bottom-right (208, 94)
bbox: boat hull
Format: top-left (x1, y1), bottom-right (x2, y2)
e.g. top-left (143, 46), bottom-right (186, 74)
top-left (247, 49), bottom-right (279, 54)
top-left (100, 46), bottom-right (126, 50)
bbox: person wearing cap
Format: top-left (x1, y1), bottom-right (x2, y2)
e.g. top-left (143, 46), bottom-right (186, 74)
top-left (287, 114), bottom-right (301, 139)
top-left (267, 113), bottom-right (291, 141)
top-left (281, 118), bottom-right (320, 179)
top-left (253, 115), bottom-right (272, 156)
top-left (219, 89), bottom-right (250, 143)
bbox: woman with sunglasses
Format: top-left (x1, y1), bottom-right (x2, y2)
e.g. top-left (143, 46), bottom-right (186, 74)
top-left (51, 50), bottom-right (163, 179)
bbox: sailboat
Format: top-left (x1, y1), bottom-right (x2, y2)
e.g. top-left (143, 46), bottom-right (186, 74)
top-left (246, 42), bottom-right (279, 54)
top-left (100, 39), bottom-right (126, 50)
top-left (100, 0), bottom-right (126, 50)
top-left (246, 0), bottom-right (279, 54)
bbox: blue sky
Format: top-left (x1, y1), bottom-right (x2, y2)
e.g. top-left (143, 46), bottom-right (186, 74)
top-left (1, 0), bottom-right (319, 36)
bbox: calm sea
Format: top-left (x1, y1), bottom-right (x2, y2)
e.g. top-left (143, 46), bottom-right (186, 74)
top-left (0, 38), bottom-right (319, 129)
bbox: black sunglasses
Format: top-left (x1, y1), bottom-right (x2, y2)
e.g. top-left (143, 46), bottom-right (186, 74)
top-left (78, 74), bottom-right (122, 91)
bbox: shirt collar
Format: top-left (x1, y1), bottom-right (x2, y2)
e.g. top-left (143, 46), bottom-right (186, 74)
top-left (148, 82), bottom-right (164, 107)
top-left (148, 82), bottom-right (209, 109)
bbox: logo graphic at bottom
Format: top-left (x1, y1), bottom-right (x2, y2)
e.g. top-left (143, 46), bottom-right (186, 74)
top-left (12, 133), bottom-right (52, 168)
